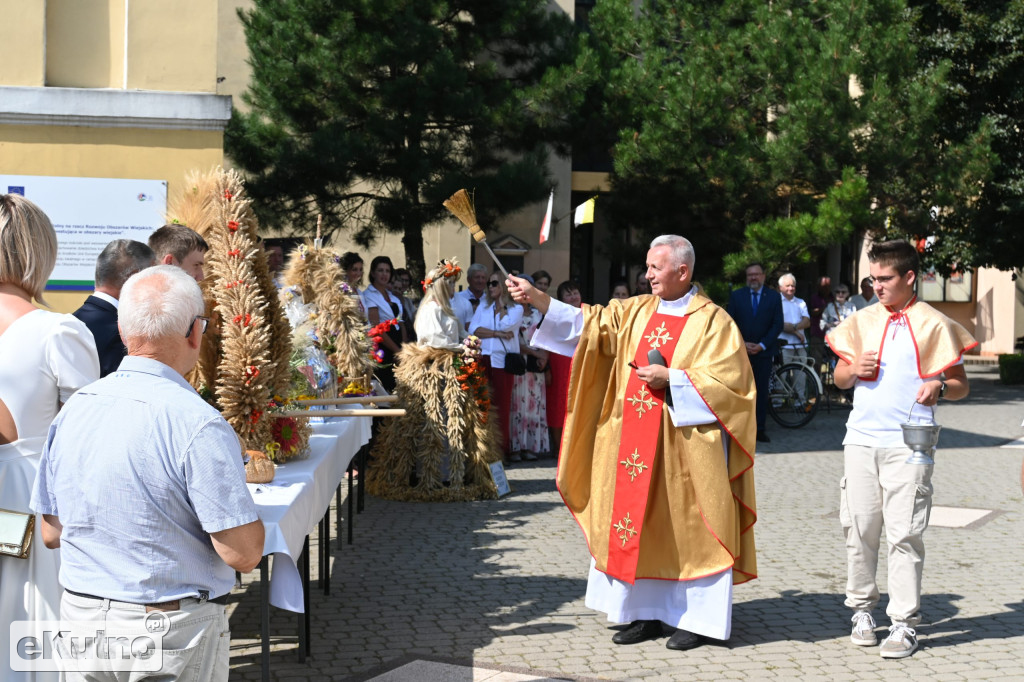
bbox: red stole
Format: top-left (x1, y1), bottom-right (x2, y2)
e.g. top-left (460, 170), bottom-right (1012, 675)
top-left (606, 312), bottom-right (689, 583)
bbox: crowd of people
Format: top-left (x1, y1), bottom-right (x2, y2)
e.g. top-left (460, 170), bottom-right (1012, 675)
top-left (0, 185), bottom-right (980, 678)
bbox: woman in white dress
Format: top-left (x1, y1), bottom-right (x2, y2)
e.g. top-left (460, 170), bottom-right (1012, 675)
top-left (0, 194), bottom-right (99, 681)
top-left (509, 278), bottom-right (549, 462)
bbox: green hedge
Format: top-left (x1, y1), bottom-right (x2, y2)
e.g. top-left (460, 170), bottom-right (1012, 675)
top-left (998, 354), bottom-right (1024, 384)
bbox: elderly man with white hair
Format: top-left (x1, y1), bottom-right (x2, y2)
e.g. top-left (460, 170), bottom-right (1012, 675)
top-left (506, 235), bottom-right (758, 651)
top-left (32, 265), bottom-right (264, 681)
top-left (778, 272), bottom-right (811, 403)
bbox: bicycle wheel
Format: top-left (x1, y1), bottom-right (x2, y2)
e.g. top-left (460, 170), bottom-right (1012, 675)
top-left (768, 363), bottom-right (821, 428)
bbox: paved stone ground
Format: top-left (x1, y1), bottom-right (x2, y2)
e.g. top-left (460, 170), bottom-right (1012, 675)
top-left (228, 365), bottom-right (1024, 681)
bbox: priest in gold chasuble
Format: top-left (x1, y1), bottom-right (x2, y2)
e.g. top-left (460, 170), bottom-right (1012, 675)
top-left (507, 235), bottom-right (758, 650)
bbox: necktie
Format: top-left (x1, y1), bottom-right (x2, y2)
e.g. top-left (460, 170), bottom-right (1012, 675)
top-left (752, 290), bottom-right (760, 314)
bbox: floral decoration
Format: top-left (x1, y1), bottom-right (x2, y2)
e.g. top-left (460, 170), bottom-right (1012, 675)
top-left (368, 318), bottom-right (400, 363)
top-left (421, 259), bottom-right (463, 291)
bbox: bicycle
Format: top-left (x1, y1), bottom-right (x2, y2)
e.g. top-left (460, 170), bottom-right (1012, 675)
top-left (768, 342), bottom-right (823, 428)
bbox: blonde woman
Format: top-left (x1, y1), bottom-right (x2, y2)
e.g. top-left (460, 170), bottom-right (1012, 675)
top-left (469, 273), bottom-right (523, 460)
top-left (0, 194), bottom-right (99, 681)
top-left (415, 261), bottom-right (465, 350)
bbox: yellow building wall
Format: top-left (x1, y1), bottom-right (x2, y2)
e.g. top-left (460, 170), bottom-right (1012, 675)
top-left (46, 0), bottom-right (125, 88)
top-left (973, 267), bottom-right (1017, 355)
top-left (0, 124), bottom-right (225, 313)
top-left (128, 0), bottom-right (219, 92)
top-left (0, 1), bottom-right (45, 85)
top-left (37, 0), bottom-right (217, 91)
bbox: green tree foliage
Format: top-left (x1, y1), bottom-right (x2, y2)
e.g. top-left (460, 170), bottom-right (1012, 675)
top-left (907, 0), bottom-right (1024, 272)
top-left (226, 0), bottom-right (574, 279)
top-left (531, 0), bottom-right (992, 277)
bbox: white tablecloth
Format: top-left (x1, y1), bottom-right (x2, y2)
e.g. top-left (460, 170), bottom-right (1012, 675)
top-left (248, 416), bottom-right (372, 612)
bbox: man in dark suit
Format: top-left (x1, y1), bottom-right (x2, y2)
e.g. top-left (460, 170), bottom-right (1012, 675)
top-left (73, 239), bottom-right (156, 376)
top-left (726, 262), bottom-right (784, 442)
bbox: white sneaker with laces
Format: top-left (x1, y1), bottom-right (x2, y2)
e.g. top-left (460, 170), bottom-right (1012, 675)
top-left (879, 624), bottom-right (918, 659)
top-left (850, 611), bottom-right (877, 646)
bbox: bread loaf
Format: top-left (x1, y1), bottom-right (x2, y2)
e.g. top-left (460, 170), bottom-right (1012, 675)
top-left (245, 450), bottom-right (275, 484)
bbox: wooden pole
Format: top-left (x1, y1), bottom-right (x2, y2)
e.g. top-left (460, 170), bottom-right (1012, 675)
top-left (279, 409), bottom-right (406, 418)
top-left (292, 395), bottom-right (399, 406)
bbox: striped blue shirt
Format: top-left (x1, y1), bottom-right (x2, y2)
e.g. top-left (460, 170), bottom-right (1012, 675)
top-left (32, 356), bottom-right (259, 602)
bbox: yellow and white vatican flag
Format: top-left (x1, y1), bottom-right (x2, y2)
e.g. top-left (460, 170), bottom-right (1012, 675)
top-left (538, 190), bottom-right (554, 244)
top-left (574, 196), bottom-right (596, 227)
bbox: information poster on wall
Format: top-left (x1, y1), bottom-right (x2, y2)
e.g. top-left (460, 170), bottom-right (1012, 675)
top-left (1, 174), bottom-right (167, 290)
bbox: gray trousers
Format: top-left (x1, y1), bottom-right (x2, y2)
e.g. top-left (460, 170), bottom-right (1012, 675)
top-left (56, 590), bottom-right (229, 681)
top-left (839, 445), bottom-right (934, 627)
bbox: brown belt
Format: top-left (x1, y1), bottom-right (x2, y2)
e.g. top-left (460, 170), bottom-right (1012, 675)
top-left (65, 588), bottom-right (228, 612)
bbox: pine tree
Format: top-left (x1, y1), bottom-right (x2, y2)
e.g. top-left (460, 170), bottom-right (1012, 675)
top-left (534, 0), bottom-right (992, 276)
top-left (226, 0), bottom-right (574, 281)
top-left (907, 0), bottom-right (1024, 272)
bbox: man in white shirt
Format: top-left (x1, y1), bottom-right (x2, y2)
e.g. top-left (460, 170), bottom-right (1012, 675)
top-left (452, 263), bottom-right (488, 332)
top-left (849, 276), bottom-right (878, 310)
top-left (830, 240), bottom-right (975, 660)
top-left (778, 273), bottom-right (811, 401)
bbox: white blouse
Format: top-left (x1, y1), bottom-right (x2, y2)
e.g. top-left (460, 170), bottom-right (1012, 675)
top-left (468, 301), bottom-right (523, 369)
top-left (360, 285), bottom-right (404, 328)
top-left (415, 300), bottom-right (464, 351)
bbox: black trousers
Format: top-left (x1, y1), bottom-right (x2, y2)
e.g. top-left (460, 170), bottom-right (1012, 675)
top-left (750, 353), bottom-right (773, 433)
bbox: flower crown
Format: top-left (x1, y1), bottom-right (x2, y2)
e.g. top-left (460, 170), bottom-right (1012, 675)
top-left (422, 259), bottom-right (462, 290)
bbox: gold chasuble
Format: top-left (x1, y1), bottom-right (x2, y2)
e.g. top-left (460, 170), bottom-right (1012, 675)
top-left (556, 292), bottom-right (758, 585)
top-left (826, 297), bottom-right (977, 380)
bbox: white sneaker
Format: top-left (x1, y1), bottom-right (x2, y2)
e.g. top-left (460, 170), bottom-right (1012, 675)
top-left (879, 624), bottom-right (918, 659)
top-left (850, 611), bottom-right (877, 646)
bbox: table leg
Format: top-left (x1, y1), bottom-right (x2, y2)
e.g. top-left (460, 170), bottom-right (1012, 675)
top-left (347, 463), bottom-right (354, 545)
top-left (298, 538), bottom-right (309, 662)
top-left (357, 443), bottom-right (367, 513)
top-left (335, 484), bottom-right (343, 541)
top-left (320, 512), bottom-right (330, 595)
top-left (260, 556), bottom-right (270, 682)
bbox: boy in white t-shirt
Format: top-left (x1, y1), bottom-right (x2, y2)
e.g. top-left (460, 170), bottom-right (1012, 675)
top-left (828, 240), bottom-right (976, 660)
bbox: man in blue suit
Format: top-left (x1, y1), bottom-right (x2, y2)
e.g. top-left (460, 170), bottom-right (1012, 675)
top-left (726, 263), bottom-right (783, 442)
top-left (73, 239), bottom-right (155, 377)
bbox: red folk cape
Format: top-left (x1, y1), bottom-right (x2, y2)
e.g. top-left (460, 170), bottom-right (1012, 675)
top-left (826, 298), bottom-right (978, 379)
top-left (555, 292), bottom-right (758, 585)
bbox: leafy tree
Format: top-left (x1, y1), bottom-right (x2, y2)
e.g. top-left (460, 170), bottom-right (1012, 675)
top-left (530, 0), bottom-right (992, 278)
top-left (226, 0), bottom-right (574, 279)
top-left (906, 0), bottom-right (1024, 273)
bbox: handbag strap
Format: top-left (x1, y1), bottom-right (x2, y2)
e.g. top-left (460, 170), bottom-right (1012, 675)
top-left (494, 309), bottom-right (509, 352)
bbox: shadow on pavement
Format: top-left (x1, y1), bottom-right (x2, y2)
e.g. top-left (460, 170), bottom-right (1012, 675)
top-left (731, 591), bottom-right (967, 647)
top-left (922, 598), bottom-right (1024, 651)
top-left (229, 459), bottom-right (586, 680)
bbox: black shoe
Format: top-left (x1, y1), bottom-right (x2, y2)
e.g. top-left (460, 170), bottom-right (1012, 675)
top-left (756, 431), bottom-right (770, 443)
top-left (666, 629), bottom-right (706, 651)
top-left (611, 620), bottom-right (663, 645)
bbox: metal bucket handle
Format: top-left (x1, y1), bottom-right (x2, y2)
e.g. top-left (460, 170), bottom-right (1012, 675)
top-left (906, 400), bottom-right (936, 423)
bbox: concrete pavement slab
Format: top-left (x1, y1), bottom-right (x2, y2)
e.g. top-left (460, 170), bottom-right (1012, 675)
top-left (228, 365), bottom-right (1024, 680)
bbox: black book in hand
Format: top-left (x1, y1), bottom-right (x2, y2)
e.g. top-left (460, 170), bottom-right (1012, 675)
top-left (647, 349), bottom-right (673, 408)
